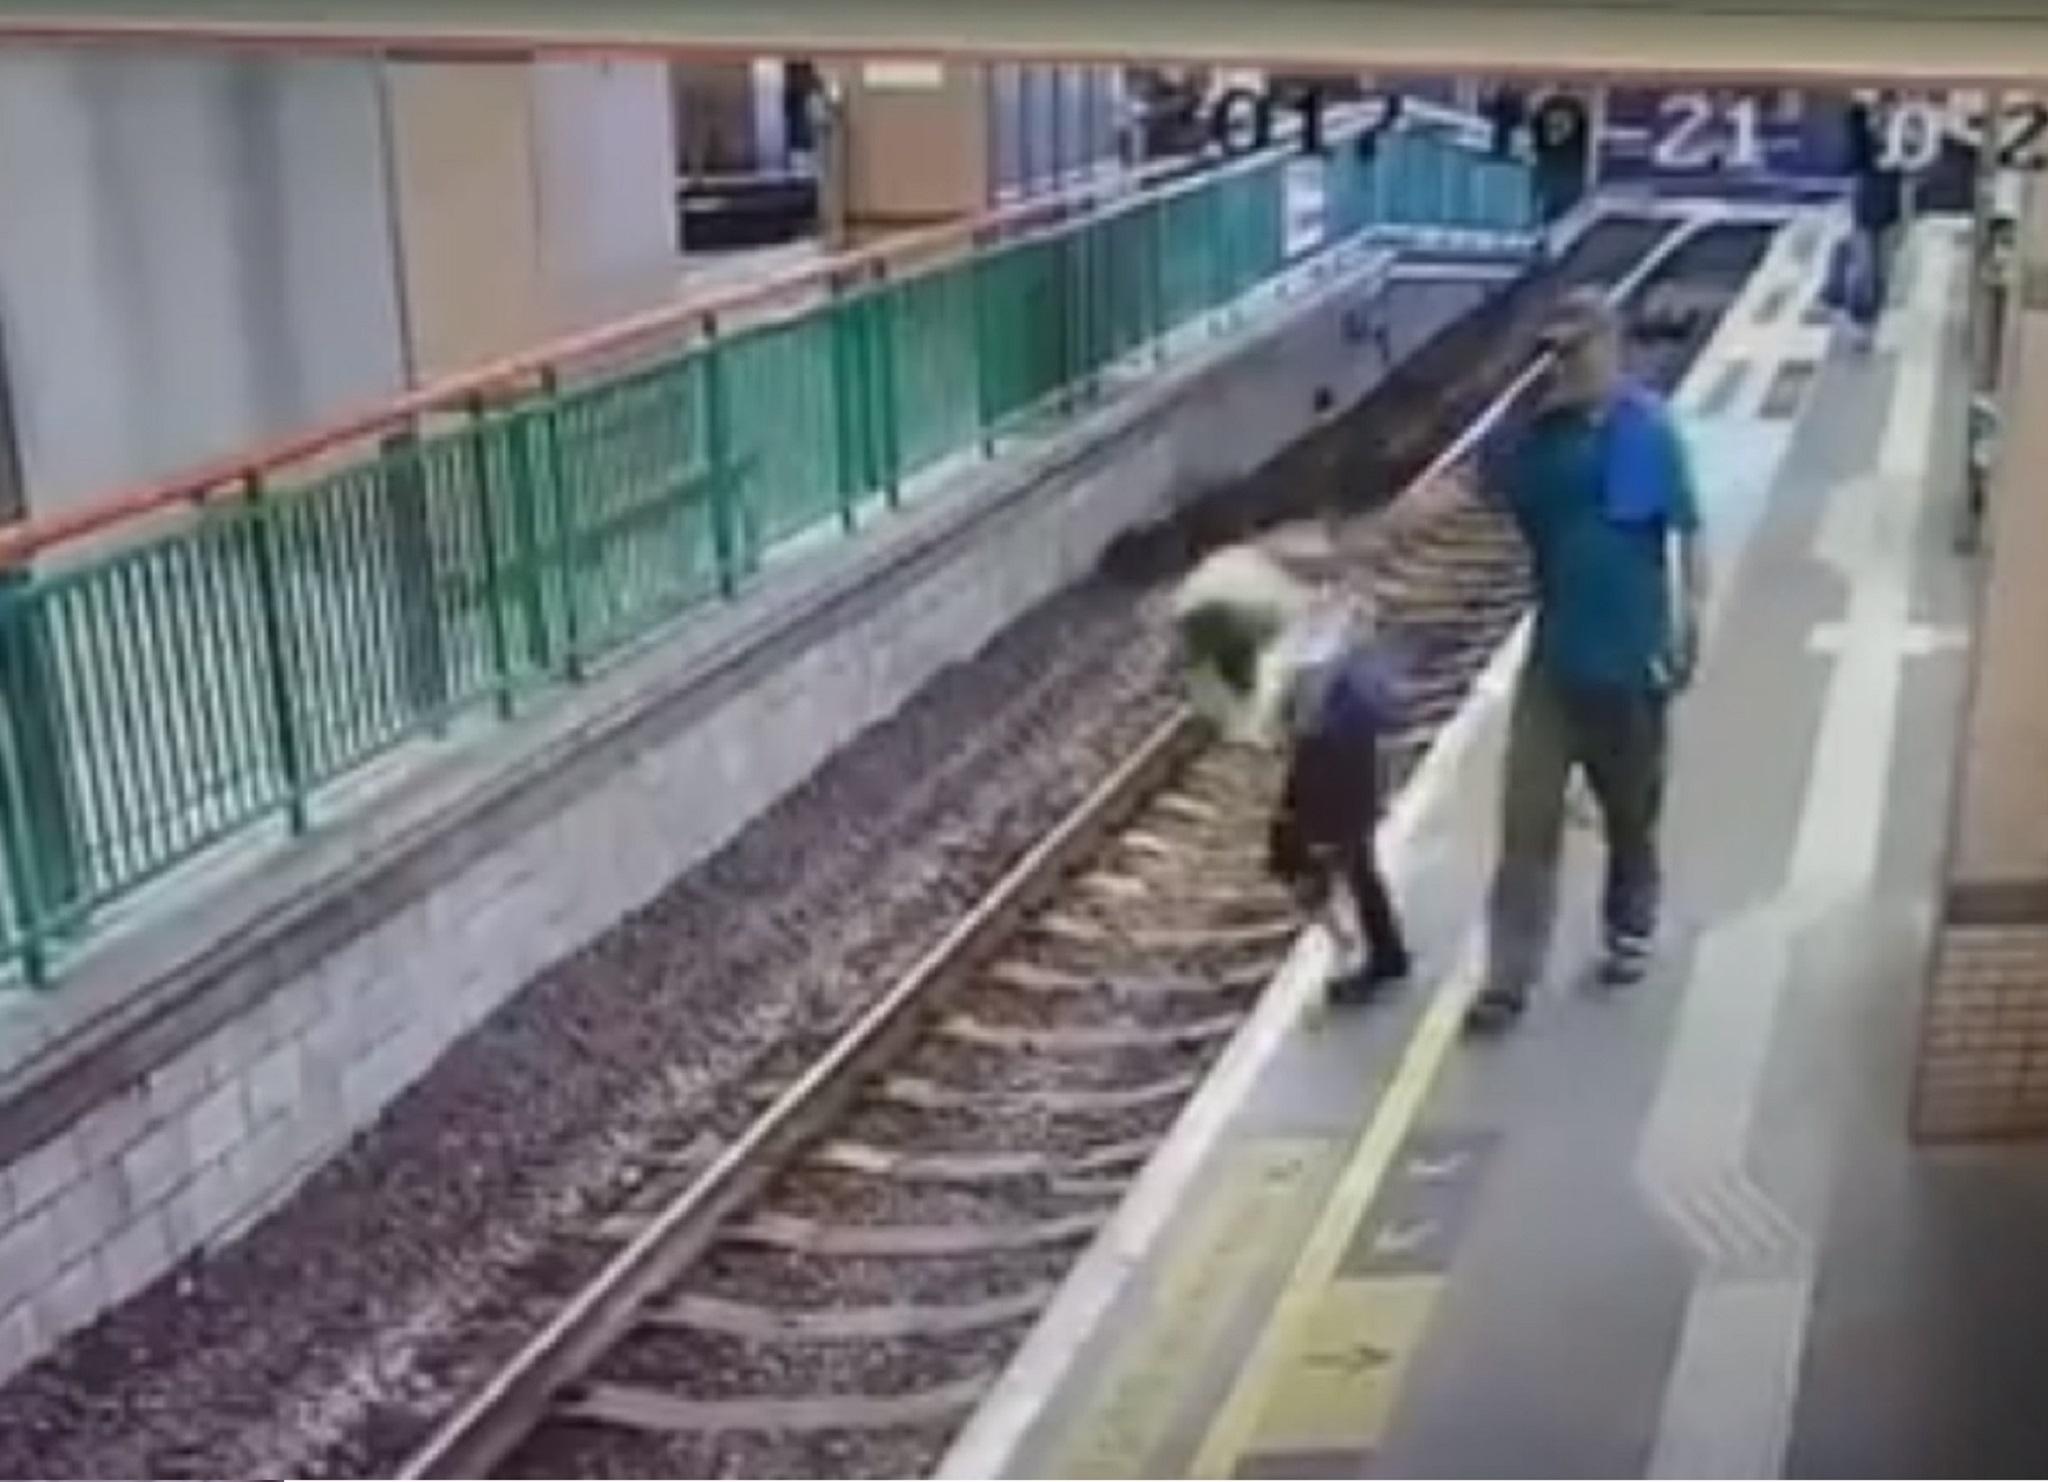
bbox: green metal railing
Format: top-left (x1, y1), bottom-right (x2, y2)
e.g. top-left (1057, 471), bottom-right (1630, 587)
top-left (0, 114), bottom-right (1534, 984)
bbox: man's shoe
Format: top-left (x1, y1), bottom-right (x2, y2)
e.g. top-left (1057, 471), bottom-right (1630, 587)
top-left (1464, 985), bottom-right (1526, 1033)
top-left (1369, 946), bottom-right (1412, 983)
top-left (1329, 951), bottom-right (1410, 1006)
top-left (1599, 931), bottom-right (1653, 988)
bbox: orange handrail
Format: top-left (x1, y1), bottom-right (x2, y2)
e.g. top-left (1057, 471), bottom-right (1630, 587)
top-left (0, 94), bottom-right (1384, 567)
top-left (0, 186), bottom-right (1104, 567)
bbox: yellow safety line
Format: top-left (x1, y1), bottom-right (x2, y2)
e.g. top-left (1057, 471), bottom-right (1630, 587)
top-left (1049, 1138), bottom-right (1335, 1479)
top-left (1190, 934), bottom-right (1482, 1478)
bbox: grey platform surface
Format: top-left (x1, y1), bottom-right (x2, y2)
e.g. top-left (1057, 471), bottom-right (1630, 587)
top-left (979, 213), bottom-right (2030, 1480)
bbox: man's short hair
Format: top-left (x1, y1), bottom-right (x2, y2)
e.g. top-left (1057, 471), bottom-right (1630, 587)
top-left (1541, 288), bottom-right (1621, 354)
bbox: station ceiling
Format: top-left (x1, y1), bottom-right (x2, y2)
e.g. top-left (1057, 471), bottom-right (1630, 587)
top-left (0, 0), bottom-right (2045, 84)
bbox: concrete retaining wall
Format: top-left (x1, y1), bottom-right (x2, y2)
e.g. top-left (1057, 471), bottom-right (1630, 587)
top-left (0, 248), bottom-right (1512, 1382)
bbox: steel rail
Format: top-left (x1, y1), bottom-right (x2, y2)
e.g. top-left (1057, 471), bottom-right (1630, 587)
top-left (397, 707), bottom-right (1205, 1478)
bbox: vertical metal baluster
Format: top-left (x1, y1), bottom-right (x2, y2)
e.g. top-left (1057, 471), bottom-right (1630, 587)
top-left (702, 313), bottom-right (741, 599)
top-left (0, 555), bottom-right (80, 950)
top-left (973, 230), bottom-right (1000, 456)
top-left (829, 271), bottom-right (863, 527)
top-left (244, 473), bottom-right (310, 835)
top-left (537, 369), bottom-right (586, 679)
top-left (0, 577), bottom-right (52, 983)
top-left (503, 402), bottom-right (552, 675)
top-left (871, 261), bottom-right (902, 506)
top-left (464, 401), bottom-right (517, 720)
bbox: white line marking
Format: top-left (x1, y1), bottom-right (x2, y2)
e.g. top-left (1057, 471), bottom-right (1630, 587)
top-left (1650, 1277), bottom-right (1811, 1477)
top-left (1675, 211), bottom-right (1831, 418)
top-left (1809, 621), bottom-right (1967, 656)
top-left (1644, 218), bottom-right (1960, 1479)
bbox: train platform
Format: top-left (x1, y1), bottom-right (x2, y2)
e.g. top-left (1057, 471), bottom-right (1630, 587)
top-left (943, 210), bottom-right (2032, 1479)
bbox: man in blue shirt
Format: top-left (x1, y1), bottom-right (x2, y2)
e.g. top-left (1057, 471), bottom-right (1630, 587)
top-left (1464, 289), bottom-right (1708, 1030)
top-left (1842, 95), bottom-right (1904, 346)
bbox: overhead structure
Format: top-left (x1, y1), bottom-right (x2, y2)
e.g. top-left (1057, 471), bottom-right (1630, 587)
top-left (0, 0), bottom-right (2046, 83)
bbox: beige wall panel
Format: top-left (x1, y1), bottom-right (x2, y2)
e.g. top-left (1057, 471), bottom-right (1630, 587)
top-left (385, 60), bottom-right (547, 379)
top-left (840, 61), bottom-right (988, 227)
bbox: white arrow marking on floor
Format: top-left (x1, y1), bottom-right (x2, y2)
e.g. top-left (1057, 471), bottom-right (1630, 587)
top-left (1369, 1217), bottom-right (1439, 1257)
top-left (1405, 1150), bottom-right (1469, 1182)
top-left (1307, 1340), bottom-right (1393, 1374)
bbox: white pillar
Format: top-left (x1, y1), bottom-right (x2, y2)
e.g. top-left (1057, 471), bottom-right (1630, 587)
top-left (752, 58), bottom-right (786, 172)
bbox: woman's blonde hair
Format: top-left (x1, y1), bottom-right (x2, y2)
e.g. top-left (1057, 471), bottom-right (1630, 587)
top-left (1170, 537), bottom-right (1384, 745)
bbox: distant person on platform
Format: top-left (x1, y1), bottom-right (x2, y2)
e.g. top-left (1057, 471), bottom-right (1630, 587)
top-left (1447, 290), bottom-right (1707, 1032)
top-left (1486, 87), bottom-right (1528, 159)
top-left (1843, 96), bottom-right (1905, 347)
top-left (1170, 531), bottom-right (1414, 1004)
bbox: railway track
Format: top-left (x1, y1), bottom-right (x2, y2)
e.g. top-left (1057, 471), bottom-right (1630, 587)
top-left (397, 211), bottom-right (1752, 1481)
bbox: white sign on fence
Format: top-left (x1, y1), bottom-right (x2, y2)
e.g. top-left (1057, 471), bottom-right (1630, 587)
top-left (862, 59), bottom-right (945, 91)
top-left (1283, 157), bottom-right (1329, 258)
